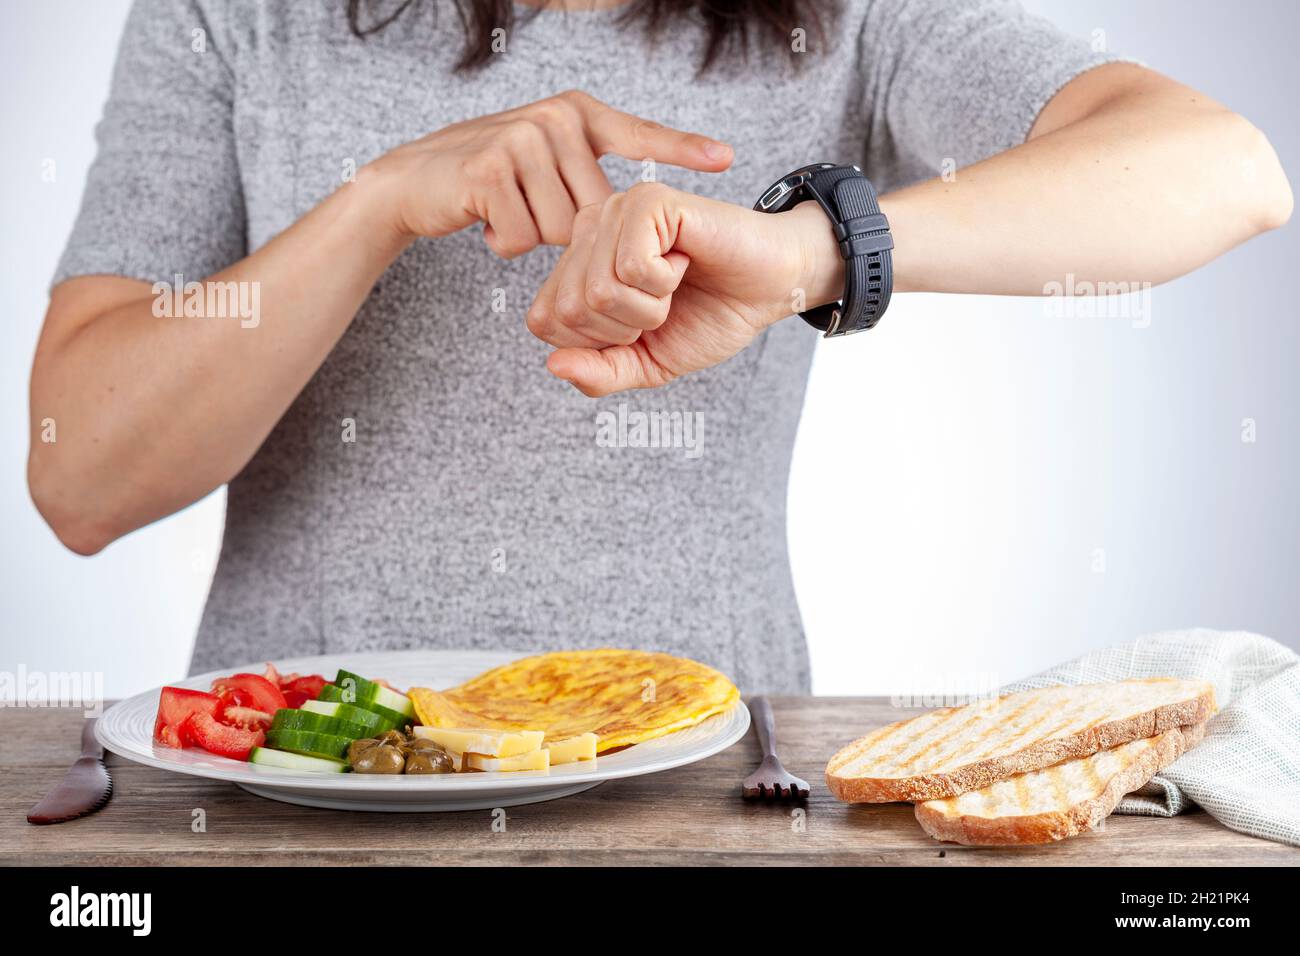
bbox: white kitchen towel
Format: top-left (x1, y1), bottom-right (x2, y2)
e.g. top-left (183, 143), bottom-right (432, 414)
top-left (1002, 629), bottom-right (1300, 847)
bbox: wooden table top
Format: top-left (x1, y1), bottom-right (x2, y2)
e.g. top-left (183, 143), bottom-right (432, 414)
top-left (5, 699), bottom-right (1294, 866)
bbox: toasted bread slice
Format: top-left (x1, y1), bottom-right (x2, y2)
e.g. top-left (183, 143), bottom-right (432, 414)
top-left (915, 720), bottom-right (1206, 845)
top-left (826, 678), bottom-right (1214, 803)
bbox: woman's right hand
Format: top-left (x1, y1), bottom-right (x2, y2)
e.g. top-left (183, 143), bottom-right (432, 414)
top-left (367, 90), bottom-right (734, 258)
top-left (27, 91), bottom-right (731, 555)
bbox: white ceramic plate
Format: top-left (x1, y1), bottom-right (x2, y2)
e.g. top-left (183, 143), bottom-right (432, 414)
top-left (97, 649), bottom-right (750, 812)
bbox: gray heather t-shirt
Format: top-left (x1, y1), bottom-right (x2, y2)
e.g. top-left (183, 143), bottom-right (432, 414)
top-left (56, 0), bottom-right (1112, 693)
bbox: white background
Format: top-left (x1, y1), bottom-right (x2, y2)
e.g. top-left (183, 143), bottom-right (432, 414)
top-left (2, 0), bottom-right (1296, 698)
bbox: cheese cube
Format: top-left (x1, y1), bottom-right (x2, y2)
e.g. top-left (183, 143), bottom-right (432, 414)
top-left (544, 733), bottom-right (598, 764)
top-left (412, 727), bottom-right (544, 757)
top-left (465, 749), bottom-right (550, 773)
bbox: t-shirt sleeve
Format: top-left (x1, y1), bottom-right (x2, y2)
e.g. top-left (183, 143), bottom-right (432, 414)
top-left (859, 0), bottom-right (1120, 192)
top-left (52, 0), bottom-right (246, 288)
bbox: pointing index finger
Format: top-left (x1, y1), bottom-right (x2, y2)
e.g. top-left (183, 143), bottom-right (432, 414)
top-left (575, 94), bottom-right (733, 172)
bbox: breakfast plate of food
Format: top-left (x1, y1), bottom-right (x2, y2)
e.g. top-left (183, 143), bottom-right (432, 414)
top-left (96, 648), bottom-right (749, 811)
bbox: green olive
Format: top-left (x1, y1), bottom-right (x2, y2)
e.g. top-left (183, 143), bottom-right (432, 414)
top-left (404, 737), bottom-right (447, 755)
top-left (347, 737), bottom-right (381, 763)
top-left (404, 750), bottom-right (455, 774)
top-left (351, 743), bottom-right (406, 774)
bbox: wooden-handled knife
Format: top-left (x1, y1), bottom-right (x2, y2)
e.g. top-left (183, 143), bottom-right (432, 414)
top-left (27, 717), bottom-right (113, 825)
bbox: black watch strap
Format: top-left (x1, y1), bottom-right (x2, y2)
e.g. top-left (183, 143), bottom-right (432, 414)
top-left (754, 163), bottom-right (893, 337)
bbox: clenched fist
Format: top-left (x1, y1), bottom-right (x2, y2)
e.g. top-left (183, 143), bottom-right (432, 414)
top-left (526, 182), bottom-right (845, 396)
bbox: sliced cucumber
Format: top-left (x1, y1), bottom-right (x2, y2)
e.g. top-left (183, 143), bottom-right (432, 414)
top-left (334, 669), bottom-right (415, 718)
top-left (371, 685), bottom-right (415, 718)
top-left (299, 700), bottom-right (390, 734)
top-left (316, 682), bottom-right (351, 704)
top-left (249, 746), bottom-right (348, 774)
top-left (269, 708), bottom-right (371, 741)
top-left (264, 728), bottom-right (354, 760)
top-left (318, 683), bottom-right (409, 728)
top-left (355, 697), bottom-right (409, 729)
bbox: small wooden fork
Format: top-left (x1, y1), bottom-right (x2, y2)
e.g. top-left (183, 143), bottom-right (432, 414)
top-left (741, 696), bottom-right (810, 800)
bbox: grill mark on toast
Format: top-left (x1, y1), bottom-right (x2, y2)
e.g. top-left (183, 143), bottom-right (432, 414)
top-left (1013, 770), bottom-right (1032, 815)
top-left (1080, 747), bottom-right (1109, 797)
top-left (977, 691), bottom-right (1107, 764)
top-left (951, 697), bottom-right (1029, 764)
top-left (961, 698), bottom-right (1092, 766)
top-left (981, 780), bottom-right (1001, 817)
top-left (837, 711), bottom-right (947, 775)
top-left (885, 710), bottom-right (991, 774)
top-left (847, 712), bottom-right (961, 780)
top-left (901, 695), bottom-right (1040, 772)
top-left (846, 722), bottom-right (897, 755)
top-left (860, 709), bottom-right (961, 774)
top-left (845, 711), bottom-right (933, 760)
top-left (914, 720), bottom-right (1208, 846)
top-left (1077, 714), bottom-right (1108, 733)
top-left (1048, 762), bottom-right (1070, 810)
top-left (936, 697), bottom-right (1066, 767)
top-left (896, 690), bottom-right (1115, 776)
top-left (829, 679), bottom-right (1213, 803)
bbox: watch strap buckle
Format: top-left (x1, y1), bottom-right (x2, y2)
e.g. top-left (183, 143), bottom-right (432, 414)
top-left (839, 232), bottom-right (894, 259)
top-left (833, 213), bottom-right (889, 241)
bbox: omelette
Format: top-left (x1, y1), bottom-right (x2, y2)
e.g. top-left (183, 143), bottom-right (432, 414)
top-left (409, 649), bottom-right (740, 752)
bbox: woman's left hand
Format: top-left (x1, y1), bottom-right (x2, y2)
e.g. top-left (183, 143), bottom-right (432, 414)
top-left (526, 183), bottom-right (843, 397)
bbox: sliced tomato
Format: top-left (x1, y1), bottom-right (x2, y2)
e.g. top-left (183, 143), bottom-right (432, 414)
top-left (154, 721), bottom-right (186, 749)
top-left (183, 711), bottom-right (264, 760)
top-left (154, 686), bottom-right (220, 748)
top-left (282, 674), bottom-right (326, 701)
top-left (158, 686), bottom-right (220, 727)
top-left (215, 687), bottom-right (254, 710)
top-left (282, 690), bottom-right (308, 709)
top-left (219, 704), bottom-right (273, 731)
top-left (210, 672), bottom-right (287, 715)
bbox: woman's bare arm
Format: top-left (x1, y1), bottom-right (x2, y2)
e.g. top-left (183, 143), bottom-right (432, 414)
top-left (29, 178), bottom-right (408, 555)
top-left (29, 91), bottom-right (733, 554)
top-left (525, 65), bottom-right (1292, 396)
top-left (882, 63), bottom-right (1292, 294)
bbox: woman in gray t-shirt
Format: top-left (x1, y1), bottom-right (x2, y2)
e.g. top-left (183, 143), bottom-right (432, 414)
top-left (29, 0), bottom-right (1292, 692)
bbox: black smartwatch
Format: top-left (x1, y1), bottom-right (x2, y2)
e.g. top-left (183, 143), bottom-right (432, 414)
top-left (754, 163), bottom-right (893, 337)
